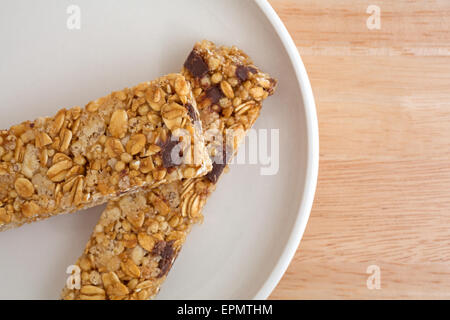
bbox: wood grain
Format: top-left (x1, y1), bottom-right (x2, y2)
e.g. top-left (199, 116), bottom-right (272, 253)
top-left (268, 0), bottom-right (450, 299)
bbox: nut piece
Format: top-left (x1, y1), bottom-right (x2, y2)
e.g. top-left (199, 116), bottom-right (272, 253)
top-left (137, 233), bottom-right (155, 252)
top-left (109, 109), bottom-right (128, 138)
top-left (14, 178), bottom-right (35, 198)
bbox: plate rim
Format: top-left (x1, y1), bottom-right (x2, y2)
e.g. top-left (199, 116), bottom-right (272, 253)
top-left (253, 0), bottom-right (319, 299)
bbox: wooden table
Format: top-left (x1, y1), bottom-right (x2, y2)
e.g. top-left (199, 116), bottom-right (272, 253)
top-left (269, 0), bottom-right (450, 299)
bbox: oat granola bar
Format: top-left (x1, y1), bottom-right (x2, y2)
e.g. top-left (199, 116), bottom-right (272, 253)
top-left (61, 41), bottom-right (277, 300)
top-left (0, 74), bottom-right (211, 231)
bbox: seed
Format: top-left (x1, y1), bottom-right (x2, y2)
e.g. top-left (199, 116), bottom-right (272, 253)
top-left (109, 109), bottom-right (128, 138)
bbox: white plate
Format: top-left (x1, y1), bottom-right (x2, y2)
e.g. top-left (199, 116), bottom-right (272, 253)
top-left (0, 0), bottom-right (318, 299)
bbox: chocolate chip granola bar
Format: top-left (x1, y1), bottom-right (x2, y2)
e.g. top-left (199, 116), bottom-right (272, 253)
top-left (61, 41), bottom-right (277, 300)
top-left (0, 74), bottom-right (211, 231)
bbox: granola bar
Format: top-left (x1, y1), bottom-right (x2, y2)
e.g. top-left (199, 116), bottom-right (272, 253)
top-left (0, 74), bottom-right (211, 231)
top-left (61, 41), bottom-right (277, 300)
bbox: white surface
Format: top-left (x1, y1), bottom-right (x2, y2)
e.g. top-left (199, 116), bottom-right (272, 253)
top-left (0, 0), bottom-right (318, 299)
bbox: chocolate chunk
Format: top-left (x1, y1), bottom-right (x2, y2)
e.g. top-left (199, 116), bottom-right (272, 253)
top-left (185, 103), bottom-right (198, 122)
top-left (205, 162), bottom-right (226, 184)
top-left (205, 143), bottom-right (233, 183)
top-left (267, 78), bottom-right (278, 96)
top-left (152, 241), bottom-right (166, 256)
top-left (248, 66), bottom-right (258, 74)
top-left (184, 50), bottom-right (209, 79)
top-left (152, 240), bottom-right (176, 278)
top-left (205, 85), bottom-right (224, 104)
top-left (161, 138), bottom-right (182, 168)
top-left (236, 65), bottom-right (250, 82)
